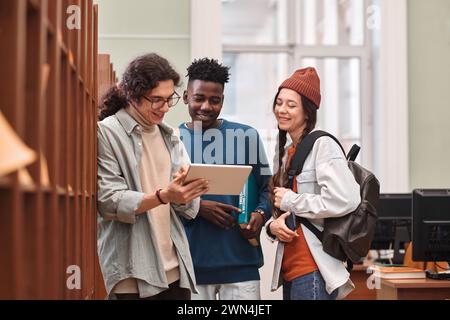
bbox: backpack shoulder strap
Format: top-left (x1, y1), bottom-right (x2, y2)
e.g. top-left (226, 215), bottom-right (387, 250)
top-left (287, 130), bottom-right (345, 239)
top-left (298, 217), bottom-right (324, 241)
top-left (287, 130), bottom-right (345, 186)
top-left (346, 144), bottom-right (361, 161)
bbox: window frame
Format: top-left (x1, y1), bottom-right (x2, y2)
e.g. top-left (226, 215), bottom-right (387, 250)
top-left (190, 0), bottom-right (409, 192)
top-left (221, 0), bottom-right (373, 168)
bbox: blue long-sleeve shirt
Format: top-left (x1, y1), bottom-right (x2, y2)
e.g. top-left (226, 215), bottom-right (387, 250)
top-left (179, 119), bottom-right (272, 284)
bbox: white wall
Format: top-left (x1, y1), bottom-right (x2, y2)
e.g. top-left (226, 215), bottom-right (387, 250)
top-left (408, 0), bottom-right (450, 189)
top-left (376, 0), bottom-right (410, 193)
top-left (95, 0), bottom-right (192, 127)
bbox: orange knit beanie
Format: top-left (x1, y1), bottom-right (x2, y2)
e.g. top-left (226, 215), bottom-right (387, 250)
top-left (279, 67), bottom-right (321, 108)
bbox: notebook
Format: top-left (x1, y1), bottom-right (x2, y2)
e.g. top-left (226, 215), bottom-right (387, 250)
top-left (368, 265), bottom-right (426, 279)
top-left (238, 173), bottom-right (260, 246)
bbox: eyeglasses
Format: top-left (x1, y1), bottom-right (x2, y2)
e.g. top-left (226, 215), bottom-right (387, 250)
top-left (142, 92), bottom-right (181, 109)
top-left (188, 95), bottom-right (223, 107)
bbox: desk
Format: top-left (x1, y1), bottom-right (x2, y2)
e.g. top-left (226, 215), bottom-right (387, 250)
top-left (377, 278), bottom-right (450, 300)
top-left (345, 264), bottom-right (377, 300)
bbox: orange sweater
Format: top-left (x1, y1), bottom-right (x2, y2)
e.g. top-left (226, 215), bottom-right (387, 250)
top-left (281, 146), bottom-right (318, 281)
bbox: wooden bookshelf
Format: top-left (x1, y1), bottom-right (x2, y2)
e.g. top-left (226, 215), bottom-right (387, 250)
top-left (0, 0), bottom-right (112, 300)
top-left (94, 52), bottom-right (118, 300)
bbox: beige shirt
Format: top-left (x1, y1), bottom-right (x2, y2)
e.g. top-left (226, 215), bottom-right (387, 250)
top-left (113, 106), bottom-right (179, 294)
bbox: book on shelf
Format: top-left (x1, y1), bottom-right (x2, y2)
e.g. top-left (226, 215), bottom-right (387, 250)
top-left (368, 265), bottom-right (426, 279)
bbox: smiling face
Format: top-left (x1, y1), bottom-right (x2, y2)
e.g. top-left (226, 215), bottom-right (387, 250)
top-left (134, 79), bottom-right (175, 125)
top-left (184, 79), bottom-right (224, 129)
top-left (274, 88), bottom-right (308, 143)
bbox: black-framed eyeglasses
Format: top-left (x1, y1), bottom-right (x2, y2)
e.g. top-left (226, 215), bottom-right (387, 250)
top-left (142, 92), bottom-right (181, 109)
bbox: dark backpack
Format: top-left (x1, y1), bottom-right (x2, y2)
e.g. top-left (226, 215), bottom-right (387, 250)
top-left (286, 130), bottom-right (380, 270)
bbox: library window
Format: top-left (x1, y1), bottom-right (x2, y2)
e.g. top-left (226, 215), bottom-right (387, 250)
top-left (222, 0), bottom-right (378, 168)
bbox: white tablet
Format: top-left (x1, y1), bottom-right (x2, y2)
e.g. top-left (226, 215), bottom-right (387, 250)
top-left (184, 164), bottom-right (253, 195)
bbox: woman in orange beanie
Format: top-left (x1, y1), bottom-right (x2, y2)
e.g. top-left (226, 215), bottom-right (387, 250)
top-left (266, 67), bottom-right (361, 300)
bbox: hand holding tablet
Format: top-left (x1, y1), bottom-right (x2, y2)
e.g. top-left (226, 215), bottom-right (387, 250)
top-left (161, 166), bottom-right (209, 204)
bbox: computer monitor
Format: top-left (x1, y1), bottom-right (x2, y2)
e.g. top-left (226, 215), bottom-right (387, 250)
top-left (412, 189), bottom-right (450, 262)
top-left (371, 193), bottom-right (412, 264)
top-left (378, 193), bottom-right (412, 220)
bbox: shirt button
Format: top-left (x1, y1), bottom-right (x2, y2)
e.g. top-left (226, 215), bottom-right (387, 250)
top-left (138, 142), bottom-right (142, 146)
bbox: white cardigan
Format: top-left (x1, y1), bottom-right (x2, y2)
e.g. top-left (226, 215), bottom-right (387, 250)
top-left (266, 133), bottom-right (361, 300)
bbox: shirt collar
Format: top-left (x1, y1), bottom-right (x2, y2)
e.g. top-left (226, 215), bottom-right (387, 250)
top-left (115, 108), bottom-right (174, 137)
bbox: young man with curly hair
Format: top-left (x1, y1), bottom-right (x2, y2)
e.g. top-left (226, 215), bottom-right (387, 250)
top-left (97, 53), bottom-right (209, 300)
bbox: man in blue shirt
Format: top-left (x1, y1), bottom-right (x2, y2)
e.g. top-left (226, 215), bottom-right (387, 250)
top-left (179, 58), bottom-right (271, 300)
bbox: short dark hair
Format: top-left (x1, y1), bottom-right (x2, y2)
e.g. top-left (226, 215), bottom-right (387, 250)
top-left (186, 58), bottom-right (230, 85)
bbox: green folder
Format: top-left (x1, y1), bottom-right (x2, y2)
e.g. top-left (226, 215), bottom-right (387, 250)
top-left (238, 173), bottom-right (260, 246)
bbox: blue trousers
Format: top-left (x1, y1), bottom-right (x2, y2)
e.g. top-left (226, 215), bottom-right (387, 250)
top-left (283, 271), bottom-right (338, 300)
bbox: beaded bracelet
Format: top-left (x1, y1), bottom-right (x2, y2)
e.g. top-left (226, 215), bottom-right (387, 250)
top-left (155, 189), bottom-right (168, 205)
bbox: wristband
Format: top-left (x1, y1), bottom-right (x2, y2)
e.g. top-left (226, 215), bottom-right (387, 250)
top-left (156, 189), bottom-right (168, 205)
top-left (266, 221), bottom-right (276, 239)
top-left (254, 209), bottom-right (266, 219)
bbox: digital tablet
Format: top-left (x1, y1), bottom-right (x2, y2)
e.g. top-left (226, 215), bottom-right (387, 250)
top-left (184, 164), bottom-right (253, 195)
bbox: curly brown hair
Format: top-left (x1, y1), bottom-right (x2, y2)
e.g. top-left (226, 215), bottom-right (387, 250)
top-left (268, 89), bottom-right (318, 218)
top-left (98, 53), bottom-right (180, 121)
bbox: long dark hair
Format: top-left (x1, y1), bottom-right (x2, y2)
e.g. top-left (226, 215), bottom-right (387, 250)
top-left (269, 90), bottom-right (318, 218)
top-left (98, 53), bottom-right (180, 121)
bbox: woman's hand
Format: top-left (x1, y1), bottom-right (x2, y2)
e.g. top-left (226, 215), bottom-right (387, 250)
top-left (273, 187), bottom-right (290, 209)
top-left (269, 212), bottom-right (298, 243)
top-left (161, 166), bottom-right (209, 205)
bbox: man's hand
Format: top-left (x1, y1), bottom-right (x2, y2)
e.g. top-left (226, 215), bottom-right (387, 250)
top-left (198, 200), bottom-right (240, 229)
top-left (274, 187), bottom-right (290, 209)
top-left (240, 212), bottom-right (264, 239)
top-left (161, 166), bottom-right (209, 204)
top-left (172, 165), bottom-right (189, 180)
